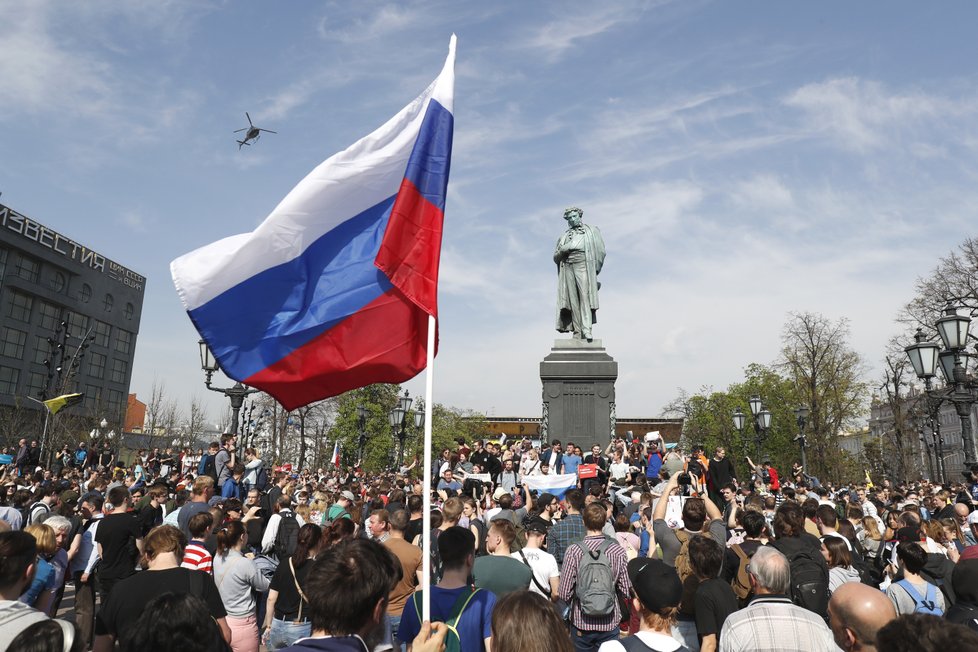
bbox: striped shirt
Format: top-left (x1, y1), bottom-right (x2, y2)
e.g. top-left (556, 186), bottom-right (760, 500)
top-left (181, 541), bottom-right (213, 574)
top-left (718, 595), bottom-right (839, 652)
top-left (557, 535), bottom-right (632, 632)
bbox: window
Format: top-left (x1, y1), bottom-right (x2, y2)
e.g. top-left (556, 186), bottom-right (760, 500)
top-left (49, 271), bottom-right (66, 293)
top-left (0, 249), bottom-right (7, 290)
top-left (103, 293), bottom-right (114, 312)
top-left (0, 366), bottom-right (19, 394)
top-left (7, 292), bottom-right (33, 322)
top-left (38, 301), bottom-right (62, 332)
top-left (93, 320), bottom-right (111, 348)
top-left (33, 336), bottom-right (50, 365)
top-left (89, 352), bottom-right (106, 380)
top-left (124, 302), bottom-right (134, 320)
top-left (27, 372), bottom-right (45, 399)
top-left (15, 256), bottom-right (39, 283)
top-left (79, 284), bottom-right (92, 303)
top-left (107, 389), bottom-right (123, 416)
top-left (115, 330), bottom-right (132, 355)
top-left (64, 313), bottom-right (89, 340)
top-left (85, 384), bottom-right (102, 409)
top-left (110, 358), bottom-right (127, 384)
top-left (0, 328), bottom-right (26, 359)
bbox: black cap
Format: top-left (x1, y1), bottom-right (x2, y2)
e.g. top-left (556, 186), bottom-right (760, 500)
top-left (525, 517), bottom-right (551, 534)
top-left (626, 558), bottom-right (682, 613)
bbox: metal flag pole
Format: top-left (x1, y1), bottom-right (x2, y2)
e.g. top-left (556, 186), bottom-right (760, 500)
top-left (421, 313), bottom-right (435, 622)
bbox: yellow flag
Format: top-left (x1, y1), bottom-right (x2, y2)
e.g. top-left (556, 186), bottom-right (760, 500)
top-left (864, 469), bottom-right (874, 489)
top-left (42, 393), bottom-right (84, 415)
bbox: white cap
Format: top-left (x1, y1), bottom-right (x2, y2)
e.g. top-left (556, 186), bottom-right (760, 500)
top-left (968, 510), bottom-right (978, 525)
top-left (645, 431), bottom-right (661, 442)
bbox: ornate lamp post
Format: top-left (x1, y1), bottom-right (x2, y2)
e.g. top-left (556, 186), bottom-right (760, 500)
top-left (199, 340), bottom-right (259, 437)
top-left (388, 390), bottom-right (425, 468)
top-left (733, 397), bottom-right (771, 461)
top-left (793, 405), bottom-right (810, 472)
top-left (357, 405), bottom-right (368, 463)
top-left (905, 303), bottom-right (978, 472)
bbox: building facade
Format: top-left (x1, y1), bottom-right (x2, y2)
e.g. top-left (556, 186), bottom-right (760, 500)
top-left (0, 202), bottom-right (145, 432)
top-left (866, 387), bottom-right (976, 482)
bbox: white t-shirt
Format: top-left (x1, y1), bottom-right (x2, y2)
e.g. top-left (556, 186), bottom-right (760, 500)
top-left (511, 548), bottom-right (559, 598)
top-left (599, 630), bottom-right (684, 652)
top-left (609, 462), bottom-right (629, 482)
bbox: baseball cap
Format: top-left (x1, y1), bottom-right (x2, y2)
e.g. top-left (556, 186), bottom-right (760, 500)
top-left (524, 516), bottom-right (551, 534)
top-left (627, 558), bottom-right (682, 613)
top-left (968, 510), bottom-right (978, 526)
top-left (340, 490), bottom-right (356, 502)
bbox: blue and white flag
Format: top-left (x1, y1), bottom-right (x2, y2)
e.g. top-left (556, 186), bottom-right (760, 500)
top-left (522, 473), bottom-right (578, 500)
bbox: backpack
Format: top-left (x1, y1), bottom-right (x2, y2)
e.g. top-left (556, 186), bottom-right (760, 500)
top-left (573, 539), bottom-right (617, 617)
top-left (895, 580), bottom-right (943, 616)
top-left (785, 546), bottom-right (829, 618)
top-left (851, 553), bottom-right (882, 587)
top-left (411, 588), bottom-right (482, 652)
top-left (254, 464), bottom-right (269, 492)
top-left (673, 530), bottom-right (694, 583)
top-left (199, 454), bottom-right (217, 481)
top-left (730, 544), bottom-right (753, 602)
top-left (273, 512), bottom-right (300, 559)
top-left (620, 636), bottom-right (691, 652)
top-left (26, 502), bottom-right (50, 526)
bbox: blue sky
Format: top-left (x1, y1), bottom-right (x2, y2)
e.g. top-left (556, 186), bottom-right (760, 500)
top-left (2, 1), bottom-right (977, 425)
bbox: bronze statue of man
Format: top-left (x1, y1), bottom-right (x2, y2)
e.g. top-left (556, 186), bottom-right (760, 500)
top-left (554, 207), bottom-right (606, 342)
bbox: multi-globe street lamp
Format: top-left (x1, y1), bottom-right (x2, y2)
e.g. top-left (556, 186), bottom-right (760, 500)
top-left (733, 395), bottom-right (772, 460)
top-left (904, 301), bottom-right (978, 471)
top-left (199, 340), bottom-right (260, 437)
top-left (389, 390), bottom-right (424, 467)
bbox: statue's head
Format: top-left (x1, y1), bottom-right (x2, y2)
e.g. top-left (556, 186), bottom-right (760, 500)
top-left (563, 207), bottom-right (583, 226)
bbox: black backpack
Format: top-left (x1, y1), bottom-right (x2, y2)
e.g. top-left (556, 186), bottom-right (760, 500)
top-left (786, 547), bottom-right (829, 618)
top-left (254, 464), bottom-right (269, 492)
top-left (200, 454), bottom-right (217, 482)
top-left (274, 512), bottom-right (300, 559)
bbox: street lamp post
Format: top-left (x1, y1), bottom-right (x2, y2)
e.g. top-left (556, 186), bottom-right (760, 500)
top-left (905, 305), bottom-right (978, 472)
top-left (357, 405), bottom-right (368, 463)
top-left (199, 340), bottom-right (260, 436)
top-left (388, 390), bottom-right (425, 469)
top-left (793, 405), bottom-right (810, 473)
top-left (733, 397), bottom-right (771, 462)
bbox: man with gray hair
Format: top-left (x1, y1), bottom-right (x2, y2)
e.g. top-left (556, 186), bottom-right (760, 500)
top-left (719, 546), bottom-right (838, 652)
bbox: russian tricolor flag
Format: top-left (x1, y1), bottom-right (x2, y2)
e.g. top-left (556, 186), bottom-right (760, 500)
top-left (171, 37), bottom-right (456, 411)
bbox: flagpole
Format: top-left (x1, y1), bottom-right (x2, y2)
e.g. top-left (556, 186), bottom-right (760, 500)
top-left (421, 313), bottom-right (435, 622)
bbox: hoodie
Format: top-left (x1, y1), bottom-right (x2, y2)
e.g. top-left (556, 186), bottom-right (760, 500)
top-left (828, 565), bottom-right (862, 594)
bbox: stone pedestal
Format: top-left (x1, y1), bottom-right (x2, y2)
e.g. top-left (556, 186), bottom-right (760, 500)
top-left (540, 339), bottom-right (618, 451)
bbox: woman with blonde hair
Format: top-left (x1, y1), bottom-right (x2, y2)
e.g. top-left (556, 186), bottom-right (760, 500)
top-left (20, 523), bottom-right (58, 614)
top-left (861, 515), bottom-right (883, 559)
top-left (213, 521), bottom-right (271, 652)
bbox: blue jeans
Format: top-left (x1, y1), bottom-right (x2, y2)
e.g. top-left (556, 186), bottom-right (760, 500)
top-left (390, 613), bottom-right (406, 652)
top-left (267, 618), bottom-right (311, 651)
top-left (671, 619), bottom-right (700, 652)
top-left (571, 627), bottom-right (618, 652)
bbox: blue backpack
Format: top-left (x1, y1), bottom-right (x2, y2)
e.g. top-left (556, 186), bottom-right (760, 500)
top-left (895, 580), bottom-right (943, 616)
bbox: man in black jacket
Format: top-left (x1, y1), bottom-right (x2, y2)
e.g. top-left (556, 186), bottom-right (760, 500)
top-left (708, 446), bottom-right (737, 505)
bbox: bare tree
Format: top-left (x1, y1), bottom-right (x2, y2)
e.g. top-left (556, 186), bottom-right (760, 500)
top-left (902, 236), bottom-right (978, 331)
top-left (876, 342), bottom-right (922, 481)
top-left (778, 312), bottom-right (868, 482)
top-left (181, 395), bottom-right (208, 450)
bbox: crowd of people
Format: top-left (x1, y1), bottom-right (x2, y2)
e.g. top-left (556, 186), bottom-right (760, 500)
top-left (2, 429), bottom-right (978, 652)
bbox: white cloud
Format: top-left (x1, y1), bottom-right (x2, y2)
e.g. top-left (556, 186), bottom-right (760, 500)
top-left (783, 77), bottom-right (968, 151)
top-left (318, 4), bottom-right (420, 43)
top-left (732, 174), bottom-right (794, 212)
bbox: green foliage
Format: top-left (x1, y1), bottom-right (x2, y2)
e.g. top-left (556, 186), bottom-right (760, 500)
top-left (326, 385), bottom-right (490, 474)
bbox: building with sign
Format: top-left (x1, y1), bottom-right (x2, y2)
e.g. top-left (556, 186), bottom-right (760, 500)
top-left (0, 202), bottom-right (145, 434)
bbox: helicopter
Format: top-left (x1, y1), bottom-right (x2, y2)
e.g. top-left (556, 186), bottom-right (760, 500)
top-left (234, 112), bottom-right (276, 149)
